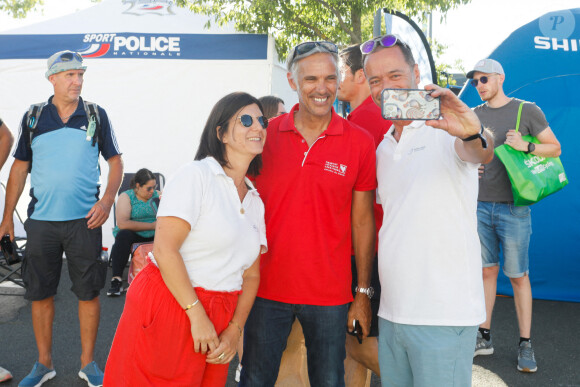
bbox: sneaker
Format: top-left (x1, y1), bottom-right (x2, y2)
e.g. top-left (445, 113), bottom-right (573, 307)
top-left (517, 341), bottom-right (537, 373)
top-left (18, 362), bottom-right (56, 387)
top-left (0, 366), bottom-right (13, 382)
top-left (78, 361), bottom-right (104, 387)
top-left (106, 278), bottom-right (123, 296)
top-left (474, 330), bottom-right (494, 357)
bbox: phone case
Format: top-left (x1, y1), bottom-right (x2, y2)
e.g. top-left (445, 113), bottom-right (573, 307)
top-left (381, 89), bottom-right (441, 120)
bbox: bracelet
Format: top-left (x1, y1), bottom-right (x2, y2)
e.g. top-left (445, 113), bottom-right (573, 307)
top-left (229, 320), bottom-right (243, 337)
top-left (183, 299), bottom-right (199, 311)
top-left (461, 124), bottom-right (484, 142)
top-left (461, 124), bottom-right (488, 149)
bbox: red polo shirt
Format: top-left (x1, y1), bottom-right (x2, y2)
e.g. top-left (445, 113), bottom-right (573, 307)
top-left (347, 95), bottom-right (392, 252)
top-left (347, 95), bottom-right (392, 148)
top-left (255, 104), bottom-right (376, 305)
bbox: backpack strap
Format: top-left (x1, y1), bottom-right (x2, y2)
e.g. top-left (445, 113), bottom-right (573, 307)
top-left (83, 101), bottom-right (101, 148)
top-left (25, 102), bottom-right (47, 173)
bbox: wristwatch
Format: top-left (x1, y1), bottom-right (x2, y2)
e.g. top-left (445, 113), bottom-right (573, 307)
top-left (525, 142), bottom-right (536, 154)
top-left (461, 125), bottom-right (488, 149)
top-left (355, 286), bottom-right (374, 299)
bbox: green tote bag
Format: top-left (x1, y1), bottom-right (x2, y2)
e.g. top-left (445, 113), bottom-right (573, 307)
top-left (494, 102), bottom-right (568, 206)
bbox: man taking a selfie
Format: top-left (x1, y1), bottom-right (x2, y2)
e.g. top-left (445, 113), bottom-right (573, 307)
top-left (363, 34), bottom-right (494, 386)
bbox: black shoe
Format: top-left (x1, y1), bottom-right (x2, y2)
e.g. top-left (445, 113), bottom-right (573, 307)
top-left (106, 278), bottom-right (123, 297)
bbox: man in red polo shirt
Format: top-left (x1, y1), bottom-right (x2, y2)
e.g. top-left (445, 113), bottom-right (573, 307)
top-left (338, 43), bottom-right (392, 386)
top-left (240, 41), bottom-right (376, 387)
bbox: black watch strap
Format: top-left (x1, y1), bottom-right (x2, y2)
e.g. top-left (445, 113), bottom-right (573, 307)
top-left (461, 125), bottom-right (488, 149)
top-left (524, 142), bottom-right (535, 154)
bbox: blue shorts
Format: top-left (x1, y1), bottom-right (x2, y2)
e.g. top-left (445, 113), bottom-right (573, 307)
top-left (477, 201), bottom-right (532, 278)
top-left (378, 318), bottom-right (477, 387)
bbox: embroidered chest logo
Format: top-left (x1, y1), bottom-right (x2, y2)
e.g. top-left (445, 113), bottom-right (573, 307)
top-left (408, 146), bottom-right (426, 155)
top-left (324, 161), bottom-right (347, 177)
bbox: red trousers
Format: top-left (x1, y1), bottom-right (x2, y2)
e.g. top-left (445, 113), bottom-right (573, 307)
top-left (104, 263), bottom-right (239, 387)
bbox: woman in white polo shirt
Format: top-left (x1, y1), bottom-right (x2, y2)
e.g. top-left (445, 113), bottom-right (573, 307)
top-left (104, 92), bottom-right (268, 386)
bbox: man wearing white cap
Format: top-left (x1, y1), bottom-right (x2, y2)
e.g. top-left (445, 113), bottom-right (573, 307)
top-left (0, 50), bottom-right (123, 387)
top-left (468, 58), bottom-right (561, 373)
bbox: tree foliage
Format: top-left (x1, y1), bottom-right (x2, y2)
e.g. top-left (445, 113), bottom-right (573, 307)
top-left (0, 0), bottom-right (43, 18)
top-left (177, 0), bottom-right (471, 60)
top-left (1, 0), bottom-right (100, 18)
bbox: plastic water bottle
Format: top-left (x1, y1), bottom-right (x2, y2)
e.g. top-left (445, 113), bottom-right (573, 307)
top-left (100, 247), bottom-right (109, 264)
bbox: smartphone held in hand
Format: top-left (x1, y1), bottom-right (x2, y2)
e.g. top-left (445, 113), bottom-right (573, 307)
top-left (347, 319), bottom-right (363, 344)
top-left (381, 88), bottom-right (441, 120)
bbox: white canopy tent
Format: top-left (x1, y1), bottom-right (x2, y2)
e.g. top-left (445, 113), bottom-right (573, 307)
top-left (0, 0), bottom-right (296, 248)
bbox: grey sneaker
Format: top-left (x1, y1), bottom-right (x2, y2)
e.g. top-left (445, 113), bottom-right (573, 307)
top-left (474, 330), bottom-right (494, 357)
top-left (517, 341), bottom-right (537, 373)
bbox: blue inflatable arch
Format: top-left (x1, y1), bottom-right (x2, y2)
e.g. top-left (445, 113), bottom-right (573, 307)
top-left (460, 8), bottom-right (580, 302)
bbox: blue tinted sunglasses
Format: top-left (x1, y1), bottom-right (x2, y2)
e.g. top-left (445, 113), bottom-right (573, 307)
top-left (239, 114), bottom-right (268, 129)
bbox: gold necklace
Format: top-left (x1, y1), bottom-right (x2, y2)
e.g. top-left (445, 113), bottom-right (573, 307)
top-left (236, 180), bottom-right (248, 214)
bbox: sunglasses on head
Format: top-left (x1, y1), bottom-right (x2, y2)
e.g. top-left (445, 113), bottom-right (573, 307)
top-left (290, 41), bottom-right (338, 62)
top-left (470, 75), bottom-right (494, 87)
top-left (360, 34), bottom-right (409, 55)
top-left (238, 114), bottom-right (268, 129)
top-left (52, 52), bottom-right (83, 67)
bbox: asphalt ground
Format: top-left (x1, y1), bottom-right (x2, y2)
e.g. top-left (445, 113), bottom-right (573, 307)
top-left (0, 263), bottom-right (579, 386)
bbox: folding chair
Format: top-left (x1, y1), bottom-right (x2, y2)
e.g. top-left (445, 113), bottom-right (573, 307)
top-left (0, 183), bottom-right (27, 288)
top-left (112, 172), bottom-right (165, 228)
top-left (110, 172), bottom-right (164, 268)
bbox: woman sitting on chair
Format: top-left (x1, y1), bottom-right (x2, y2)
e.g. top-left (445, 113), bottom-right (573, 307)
top-left (107, 168), bottom-right (159, 296)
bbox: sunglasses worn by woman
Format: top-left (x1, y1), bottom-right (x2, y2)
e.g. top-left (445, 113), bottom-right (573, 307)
top-left (238, 114), bottom-right (268, 129)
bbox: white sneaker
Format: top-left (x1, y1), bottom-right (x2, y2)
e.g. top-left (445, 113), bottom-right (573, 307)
top-left (0, 366), bottom-right (12, 382)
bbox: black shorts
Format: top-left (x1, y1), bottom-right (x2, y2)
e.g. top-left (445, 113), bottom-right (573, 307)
top-left (22, 218), bottom-right (106, 301)
top-left (351, 254), bottom-right (381, 337)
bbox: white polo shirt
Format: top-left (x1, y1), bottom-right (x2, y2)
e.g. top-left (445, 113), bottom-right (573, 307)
top-left (376, 121), bottom-right (485, 326)
top-left (155, 157), bottom-right (267, 292)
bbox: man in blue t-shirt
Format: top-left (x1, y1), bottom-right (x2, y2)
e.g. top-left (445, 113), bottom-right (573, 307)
top-left (0, 50), bottom-right (123, 387)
